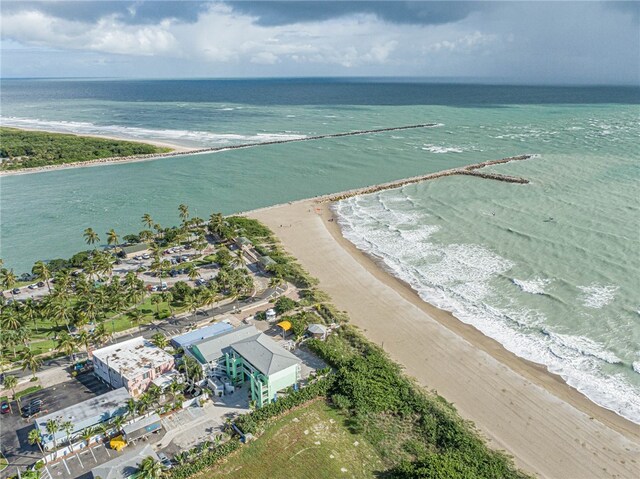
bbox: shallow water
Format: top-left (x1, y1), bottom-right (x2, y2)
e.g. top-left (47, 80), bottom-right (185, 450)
top-left (1, 79), bottom-right (638, 422)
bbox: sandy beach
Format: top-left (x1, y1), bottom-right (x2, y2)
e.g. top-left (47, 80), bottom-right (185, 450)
top-left (249, 199), bottom-right (640, 479)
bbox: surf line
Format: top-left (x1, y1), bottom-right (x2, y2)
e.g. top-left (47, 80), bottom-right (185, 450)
top-left (324, 154), bottom-right (535, 202)
top-left (0, 123), bottom-right (439, 176)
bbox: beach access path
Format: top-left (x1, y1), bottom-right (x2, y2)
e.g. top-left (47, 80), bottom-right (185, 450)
top-left (248, 200), bottom-right (640, 479)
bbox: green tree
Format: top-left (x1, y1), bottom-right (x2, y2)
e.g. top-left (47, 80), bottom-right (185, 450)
top-left (83, 228), bottom-right (100, 247)
top-left (137, 455), bottom-right (166, 479)
top-left (178, 204), bottom-right (190, 223)
top-left (187, 265), bottom-right (200, 282)
top-left (106, 229), bottom-right (120, 248)
top-left (1, 268), bottom-right (17, 291)
top-left (61, 420), bottom-right (74, 446)
top-left (32, 261), bottom-right (52, 293)
top-left (151, 332), bottom-right (168, 349)
top-left (56, 332), bottom-right (77, 358)
top-left (28, 428), bottom-right (45, 457)
top-left (21, 348), bottom-right (42, 379)
top-left (3, 375), bottom-right (18, 410)
top-left (208, 212), bottom-right (224, 236)
top-left (128, 308), bottom-right (145, 332)
top-left (81, 426), bottom-right (97, 446)
top-left (46, 418), bottom-right (60, 449)
top-left (142, 213), bottom-right (154, 230)
top-left (150, 294), bottom-right (162, 316)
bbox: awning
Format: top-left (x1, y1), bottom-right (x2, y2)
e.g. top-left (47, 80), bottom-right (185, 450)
top-left (277, 320), bottom-right (292, 331)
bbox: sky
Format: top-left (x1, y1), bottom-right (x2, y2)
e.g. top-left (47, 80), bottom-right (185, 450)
top-left (1, 1), bottom-right (638, 84)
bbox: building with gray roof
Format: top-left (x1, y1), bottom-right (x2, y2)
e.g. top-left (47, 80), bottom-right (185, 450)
top-left (186, 325), bottom-right (301, 407)
top-left (36, 388), bottom-right (130, 450)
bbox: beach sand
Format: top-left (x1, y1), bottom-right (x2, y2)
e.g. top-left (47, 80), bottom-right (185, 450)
top-left (248, 199), bottom-right (640, 479)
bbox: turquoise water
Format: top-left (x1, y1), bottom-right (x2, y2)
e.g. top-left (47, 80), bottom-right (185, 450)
top-left (335, 108), bottom-right (640, 423)
top-left (1, 80), bottom-right (638, 422)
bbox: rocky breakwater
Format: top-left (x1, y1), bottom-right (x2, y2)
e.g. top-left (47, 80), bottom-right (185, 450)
top-left (325, 154), bottom-right (535, 202)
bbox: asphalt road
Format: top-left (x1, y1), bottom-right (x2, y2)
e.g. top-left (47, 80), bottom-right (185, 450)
top-left (7, 284), bottom-right (282, 383)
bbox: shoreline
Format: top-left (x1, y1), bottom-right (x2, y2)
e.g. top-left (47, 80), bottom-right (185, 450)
top-left (248, 199), bottom-right (640, 478)
top-left (0, 123), bottom-right (438, 177)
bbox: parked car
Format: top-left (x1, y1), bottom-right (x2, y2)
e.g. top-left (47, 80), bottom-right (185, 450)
top-left (142, 253), bottom-right (150, 260)
top-left (21, 404), bottom-right (41, 418)
top-left (160, 282), bottom-right (168, 291)
top-left (158, 452), bottom-right (173, 469)
top-left (12, 288), bottom-right (20, 295)
top-left (28, 284), bottom-right (38, 290)
top-left (1, 402), bottom-right (10, 414)
top-left (37, 281), bottom-right (45, 287)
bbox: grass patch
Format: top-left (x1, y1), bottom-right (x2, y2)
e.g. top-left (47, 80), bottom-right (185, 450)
top-left (15, 385), bottom-right (42, 399)
top-left (200, 401), bottom-right (383, 479)
top-left (0, 452), bottom-right (8, 472)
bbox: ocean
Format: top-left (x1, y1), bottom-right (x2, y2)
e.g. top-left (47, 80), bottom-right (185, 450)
top-left (1, 79), bottom-right (638, 422)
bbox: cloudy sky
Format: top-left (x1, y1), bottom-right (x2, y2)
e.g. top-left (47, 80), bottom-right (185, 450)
top-left (1, 1), bottom-right (638, 84)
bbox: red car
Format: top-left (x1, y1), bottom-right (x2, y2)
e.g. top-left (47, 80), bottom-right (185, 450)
top-left (1, 401), bottom-right (10, 414)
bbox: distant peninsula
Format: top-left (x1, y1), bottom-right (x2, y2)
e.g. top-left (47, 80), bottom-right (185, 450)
top-left (0, 127), bottom-right (173, 171)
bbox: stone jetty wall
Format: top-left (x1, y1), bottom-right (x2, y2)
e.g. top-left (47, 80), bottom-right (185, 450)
top-left (1, 123), bottom-right (438, 175)
top-left (324, 154), bottom-right (534, 202)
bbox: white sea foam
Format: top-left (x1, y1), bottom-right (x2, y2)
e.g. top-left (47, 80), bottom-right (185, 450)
top-left (512, 277), bottom-right (551, 295)
top-left (334, 195), bottom-right (640, 424)
top-left (421, 144), bottom-right (463, 153)
top-left (633, 362), bottom-right (640, 374)
top-left (0, 116), bottom-right (306, 147)
top-left (577, 284), bottom-right (618, 309)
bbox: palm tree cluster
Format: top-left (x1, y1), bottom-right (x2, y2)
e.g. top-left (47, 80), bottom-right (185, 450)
top-left (0, 268), bottom-right (145, 372)
top-left (0, 204), bottom-right (252, 376)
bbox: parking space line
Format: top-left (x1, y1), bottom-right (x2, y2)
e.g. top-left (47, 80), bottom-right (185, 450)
top-left (89, 446), bottom-right (98, 462)
top-left (62, 457), bottom-right (71, 475)
top-left (76, 451), bottom-right (84, 468)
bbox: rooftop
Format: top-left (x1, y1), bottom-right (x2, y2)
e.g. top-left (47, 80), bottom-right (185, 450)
top-left (36, 388), bottom-right (130, 431)
top-left (122, 413), bottom-right (161, 439)
top-left (91, 444), bottom-right (158, 479)
top-left (92, 337), bottom-right (174, 380)
top-left (231, 333), bottom-right (300, 376)
top-left (171, 322), bottom-right (233, 349)
top-left (189, 324), bottom-right (261, 364)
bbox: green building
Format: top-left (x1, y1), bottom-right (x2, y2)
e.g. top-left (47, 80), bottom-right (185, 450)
top-left (187, 325), bottom-right (301, 407)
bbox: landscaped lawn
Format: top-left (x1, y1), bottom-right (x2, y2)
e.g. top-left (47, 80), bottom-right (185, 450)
top-left (199, 400), bottom-right (384, 479)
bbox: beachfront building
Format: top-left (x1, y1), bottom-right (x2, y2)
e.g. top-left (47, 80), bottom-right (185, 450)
top-left (258, 255), bottom-right (276, 271)
top-left (92, 337), bottom-right (175, 398)
top-left (91, 444), bottom-right (159, 479)
top-left (186, 325), bottom-right (301, 407)
top-left (35, 388), bottom-right (130, 450)
top-left (170, 322), bottom-right (233, 350)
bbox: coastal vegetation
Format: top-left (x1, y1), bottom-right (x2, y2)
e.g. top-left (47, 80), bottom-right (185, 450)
top-left (1, 207), bottom-right (528, 479)
top-left (0, 127), bottom-right (170, 170)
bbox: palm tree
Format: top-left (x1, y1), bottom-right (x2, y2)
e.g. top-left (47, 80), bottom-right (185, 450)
top-left (126, 398), bottom-right (138, 418)
top-left (150, 294), bottom-right (162, 316)
top-left (231, 249), bottom-right (245, 269)
top-left (137, 455), bottom-right (166, 479)
top-left (167, 379), bottom-right (182, 403)
top-left (46, 418), bottom-right (60, 449)
top-left (111, 414), bottom-right (125, 433)
top-left (208, 212), bottom-right (224, 237)
top-left (1, 307), bottom-right (24, 331)
top-left (62, 420), bottom-right (74, 446)
top-left (77, 329), bottom-right (91, 354)
top-left (91, 322), bottom-right (109, 346)
top-left (0, 268), bottom-right (17, 291)
top-left (21, 348), bottom-right (42, 379)
top-left (174, 451), bottom-right (189, 466)
top-left (269, 275), bottom-right (285, 289)
top-left (106, 229), bottom-right (120, 248)
top-left (184, 292), bottom-right (201, 317)
top-left (56, 332), bottom-right (77, 359)
top-left (32, 261), bottom-right (52, 293)
top-left (187, 265), bottom-right (200, 282)
top-left (151, 333), bottom-right (168, 349)
top-left (128, 308), bottom-right (145, 332)
top-left (142, 213), bottom-right (154, 230)
top-left (178, 204), bottom-right (190, 223)
top-left (3, 375), bottom-right (18, 411)
top-left (98, 421), bottom-right (111, 440)
top-left (28, 428), bottom-right (45, 457)
top-left (81, 426), bottom-right (97, 446)
top-left (83, 228), bottom-right (100, 247)
top-left (21, 298), bottom-right (41, 333)
top-left (161, 291), bottom-right (174, 315)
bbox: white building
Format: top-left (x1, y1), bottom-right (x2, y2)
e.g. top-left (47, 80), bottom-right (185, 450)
top-left (92, 337), bottom-right (175, 398)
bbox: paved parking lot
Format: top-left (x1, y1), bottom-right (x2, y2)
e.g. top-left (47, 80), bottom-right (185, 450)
top-left (0, 375), bottom-right (110, 479)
